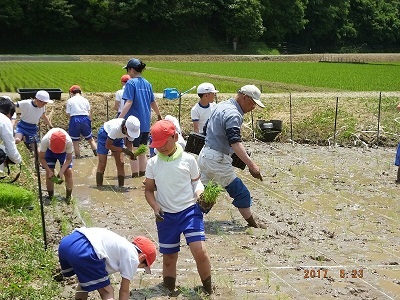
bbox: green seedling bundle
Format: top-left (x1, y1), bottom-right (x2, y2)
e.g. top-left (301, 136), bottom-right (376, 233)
top-left (197, 179), bottom-right (224, 214)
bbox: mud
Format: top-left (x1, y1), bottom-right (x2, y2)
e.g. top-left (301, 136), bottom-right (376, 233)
top-left (49, 141), bottom-right (399, 299)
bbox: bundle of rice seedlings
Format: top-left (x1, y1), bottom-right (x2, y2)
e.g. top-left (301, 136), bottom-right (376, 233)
top-left (197, 179), bottom-right (223, 214)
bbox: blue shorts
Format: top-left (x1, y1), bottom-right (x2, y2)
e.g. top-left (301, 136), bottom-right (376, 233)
top-left (395, 143), bottom-right (400, 166)
top-left (68, 115), bottom-right (93, 141)
top-left (15, 120), bottom-right (39, 143)
top-left (45, 149), bottom-right (73, 169)
top-left (97, 127), bottom-right (124, 155)
top-left (58, 231), bottom-right (110, 292)
top-left (157, 204), bottom-right (205, 254)
top-left (132, 132), bottom-right (149, 148)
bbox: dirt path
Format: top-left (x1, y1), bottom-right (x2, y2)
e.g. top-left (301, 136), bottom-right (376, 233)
top-left (55, 141), bottom-right (399, 299)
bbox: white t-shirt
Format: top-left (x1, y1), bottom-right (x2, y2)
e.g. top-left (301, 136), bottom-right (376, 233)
top-left (104, 118), bottom-right (134, 141)
top-left (146, 146), bottom-right (201, 213)
top-left (17, 100), bottom-right (46, 124)
top-left (190, 102), bottom-right (215, 133)
top-left (66, 94), bottom-right (90, 116)
top-left (0, 113), bottom-right (22, 164)
top-left (39, 128), bottom-right (74, 153)
top-left (75, 227), bottom-right (139, 280)
top-left (115, 86), bottom-right (125, 113)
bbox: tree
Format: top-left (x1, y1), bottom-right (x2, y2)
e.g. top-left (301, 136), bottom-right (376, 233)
top-left (260, 0), bottom-right (308, 45)
top-left (218, 0), bottom-right (265, 51)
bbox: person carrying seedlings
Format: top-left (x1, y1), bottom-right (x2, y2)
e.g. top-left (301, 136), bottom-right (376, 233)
top-left (14, 90), bottom-right (54, 152)
top-left (66, 85), bottom-right (97, 158)
top-left (58, 227), bottom-right (156, 300)
top-left (119, 58), bottom-right (162, 178)
top-left (144, 120), bottom-right (213, 295)
top-left (197, 85), bottom-right (268, 229)
top-left (38, 128), bottom-right (74, 203)
top-left (191, 82), bottom-right (218, 134)
top-left (96, 116), bottom-right (140, 188)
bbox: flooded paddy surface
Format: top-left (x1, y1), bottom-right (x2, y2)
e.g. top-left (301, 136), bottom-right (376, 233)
top-left (57, 142), bottom-right (399, 299)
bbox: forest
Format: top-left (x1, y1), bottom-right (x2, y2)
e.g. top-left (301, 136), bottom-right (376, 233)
top-left (1, 0), bottom-right (400, 54)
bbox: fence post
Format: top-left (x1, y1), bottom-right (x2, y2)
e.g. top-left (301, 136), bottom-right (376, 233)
top-left (333, 97), bottom-right (339, 147)
top-left (289, 93), bottom-right (293, 142)
top-left (377, 92), bottom-right (382, 146)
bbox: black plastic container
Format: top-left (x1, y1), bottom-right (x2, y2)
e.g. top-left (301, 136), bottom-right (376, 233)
top-left (17, 88), bottom-right (63, 100)
top-left (257, 119), bottom-right (283, 142)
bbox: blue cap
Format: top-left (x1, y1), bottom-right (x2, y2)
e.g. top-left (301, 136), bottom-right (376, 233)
top-left (123, 58), bottom-right (141, 69)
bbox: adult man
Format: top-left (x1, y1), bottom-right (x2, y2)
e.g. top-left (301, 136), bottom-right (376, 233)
top-left (197, 85), bottom-right (267, 229)
top-left (119, 58), bottom-right (162, 178)
top-left (0, 96), bottom-right (22, 165)
top-left (38, 128), bottom-right (74, 203)
top-left (191, 82), bottom-right (218, 134)
top-left (66, 85), bottom-right (97, 158)
top-left (58, 227), bottom-right (156, 300)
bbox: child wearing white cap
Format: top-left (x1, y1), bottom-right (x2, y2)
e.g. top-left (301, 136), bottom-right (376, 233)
top-left (14, 90), bottom-right (54, 152)
top-left (190, 82), bottom-right (218, 134)
top-left (96, 116), bottom-right (140, 188)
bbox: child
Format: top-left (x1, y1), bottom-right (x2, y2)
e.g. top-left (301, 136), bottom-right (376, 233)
top-left (58, 227), bottom-right (156, 300)
top-left (190, 82), bottom-right (218, 134)
top-left (38, 128), bottom-right (74, 203)
top-left (14, 90), bottom-right (54, 151)
top-left (96, 116), bottom-right (140, 188)
top-left (114, 74), bottom-right (131, 118)
top-left (144, 120), bottom-right (213, 295)
top-left (66, 85), bottom-right (97, 158)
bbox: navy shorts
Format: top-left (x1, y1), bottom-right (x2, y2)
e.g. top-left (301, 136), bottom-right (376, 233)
top-left (15, 120), bottom-right (39, 143)
top-left (97, 127), bottom-right (124, 155)
top-left (58, 231), bottom-right (110, 292)
top-left (68, 115), bottom-right (93, 141)
top-left (157, 204), bottom-right (205, 254)
top-left (45, 149), bottom-right (73, 169)
top-left (395, 143), bottom-right (400, 166)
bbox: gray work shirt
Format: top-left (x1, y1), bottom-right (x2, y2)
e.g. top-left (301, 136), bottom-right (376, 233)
top-left (205, 98), bottom-right (243, 156)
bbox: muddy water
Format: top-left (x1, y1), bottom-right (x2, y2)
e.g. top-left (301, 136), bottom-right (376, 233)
top-left (58, 144), bottom-right (399, 299)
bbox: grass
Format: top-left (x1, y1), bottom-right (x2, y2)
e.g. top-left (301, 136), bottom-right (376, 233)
top-left (1, 59), bottom-right (400, 94)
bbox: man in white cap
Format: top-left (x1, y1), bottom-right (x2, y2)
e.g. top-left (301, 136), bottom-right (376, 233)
top-left (197, 85), bottom-right (267, 229)
top-left (14, 90), bottom-right (54, 153)
top-left (95, 116), bottom-right (141, 188)
top-left (191, 82), bottom-right (218, 134)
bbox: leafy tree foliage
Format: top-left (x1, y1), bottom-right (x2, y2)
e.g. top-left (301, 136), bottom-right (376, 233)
top-left (1, 0), bottom-right (400, 53)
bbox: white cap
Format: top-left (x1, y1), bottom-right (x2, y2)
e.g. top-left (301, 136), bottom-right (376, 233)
top-left (238, 85), bottom-right (264, 108)
top-left (164, 114), bottom-right (182, 134)
top-left (35, 90), bottom-right (53, 103)
top-left (125, 116), bottom-right (140, 138)
top-left (197, 82), bottom-right (218, 94)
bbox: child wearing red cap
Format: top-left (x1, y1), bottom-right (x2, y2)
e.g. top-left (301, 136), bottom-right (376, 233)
top-left (38, 128), bottom-right (74, 203)
top-left (58, 227), bottom-right (156, 300)
top-left (144, 120), bottom-right (213, 295)
top-left (66, 85), bottom-right (97, 158)
top-left (114, 74), bottom-right (131, 118)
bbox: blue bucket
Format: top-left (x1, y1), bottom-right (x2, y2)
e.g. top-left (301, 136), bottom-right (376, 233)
top-left (163, 88), bottom-right (180, 100)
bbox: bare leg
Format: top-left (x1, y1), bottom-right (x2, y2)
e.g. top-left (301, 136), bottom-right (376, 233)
top-left (163, 252), bottom-right (178, 291)
top-left (113, 151), bottom-right (125, 187)
top-left (189, 240), bottom-right (212, 293)
top-left (64, 168), bottom-right (73, 201)
top-left (87, 137), bottom-right (97, 155)
top-left (138, 153), bottom-right (147, 175)
top-left (96, 154), bottom-right (108, 186)
top-left (127, 142), bottom-right (139, 176)
top-left (73, 141), bottom-right (80, 158)
top-left (97, 284), bottom-right (114, 300)
top-left (75, 284), bottom-right (88, 300)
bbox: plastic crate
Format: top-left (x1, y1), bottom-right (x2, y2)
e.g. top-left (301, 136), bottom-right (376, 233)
top-left (17, 88), bottom-right (62, 100)
top-left (185, 132), bottom-right (205, 155)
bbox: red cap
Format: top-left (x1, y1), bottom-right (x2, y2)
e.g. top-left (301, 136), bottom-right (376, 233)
top-left (49, 130), bottom-right (67, 153)
top-left (69, 85), bottom-right (81, 93)
top-left (133, 236), bottom-right (157, 274)
top-left (150, 120), bottom-right (176, 148)
top-left (121, 75), bottom-right (130, 83)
